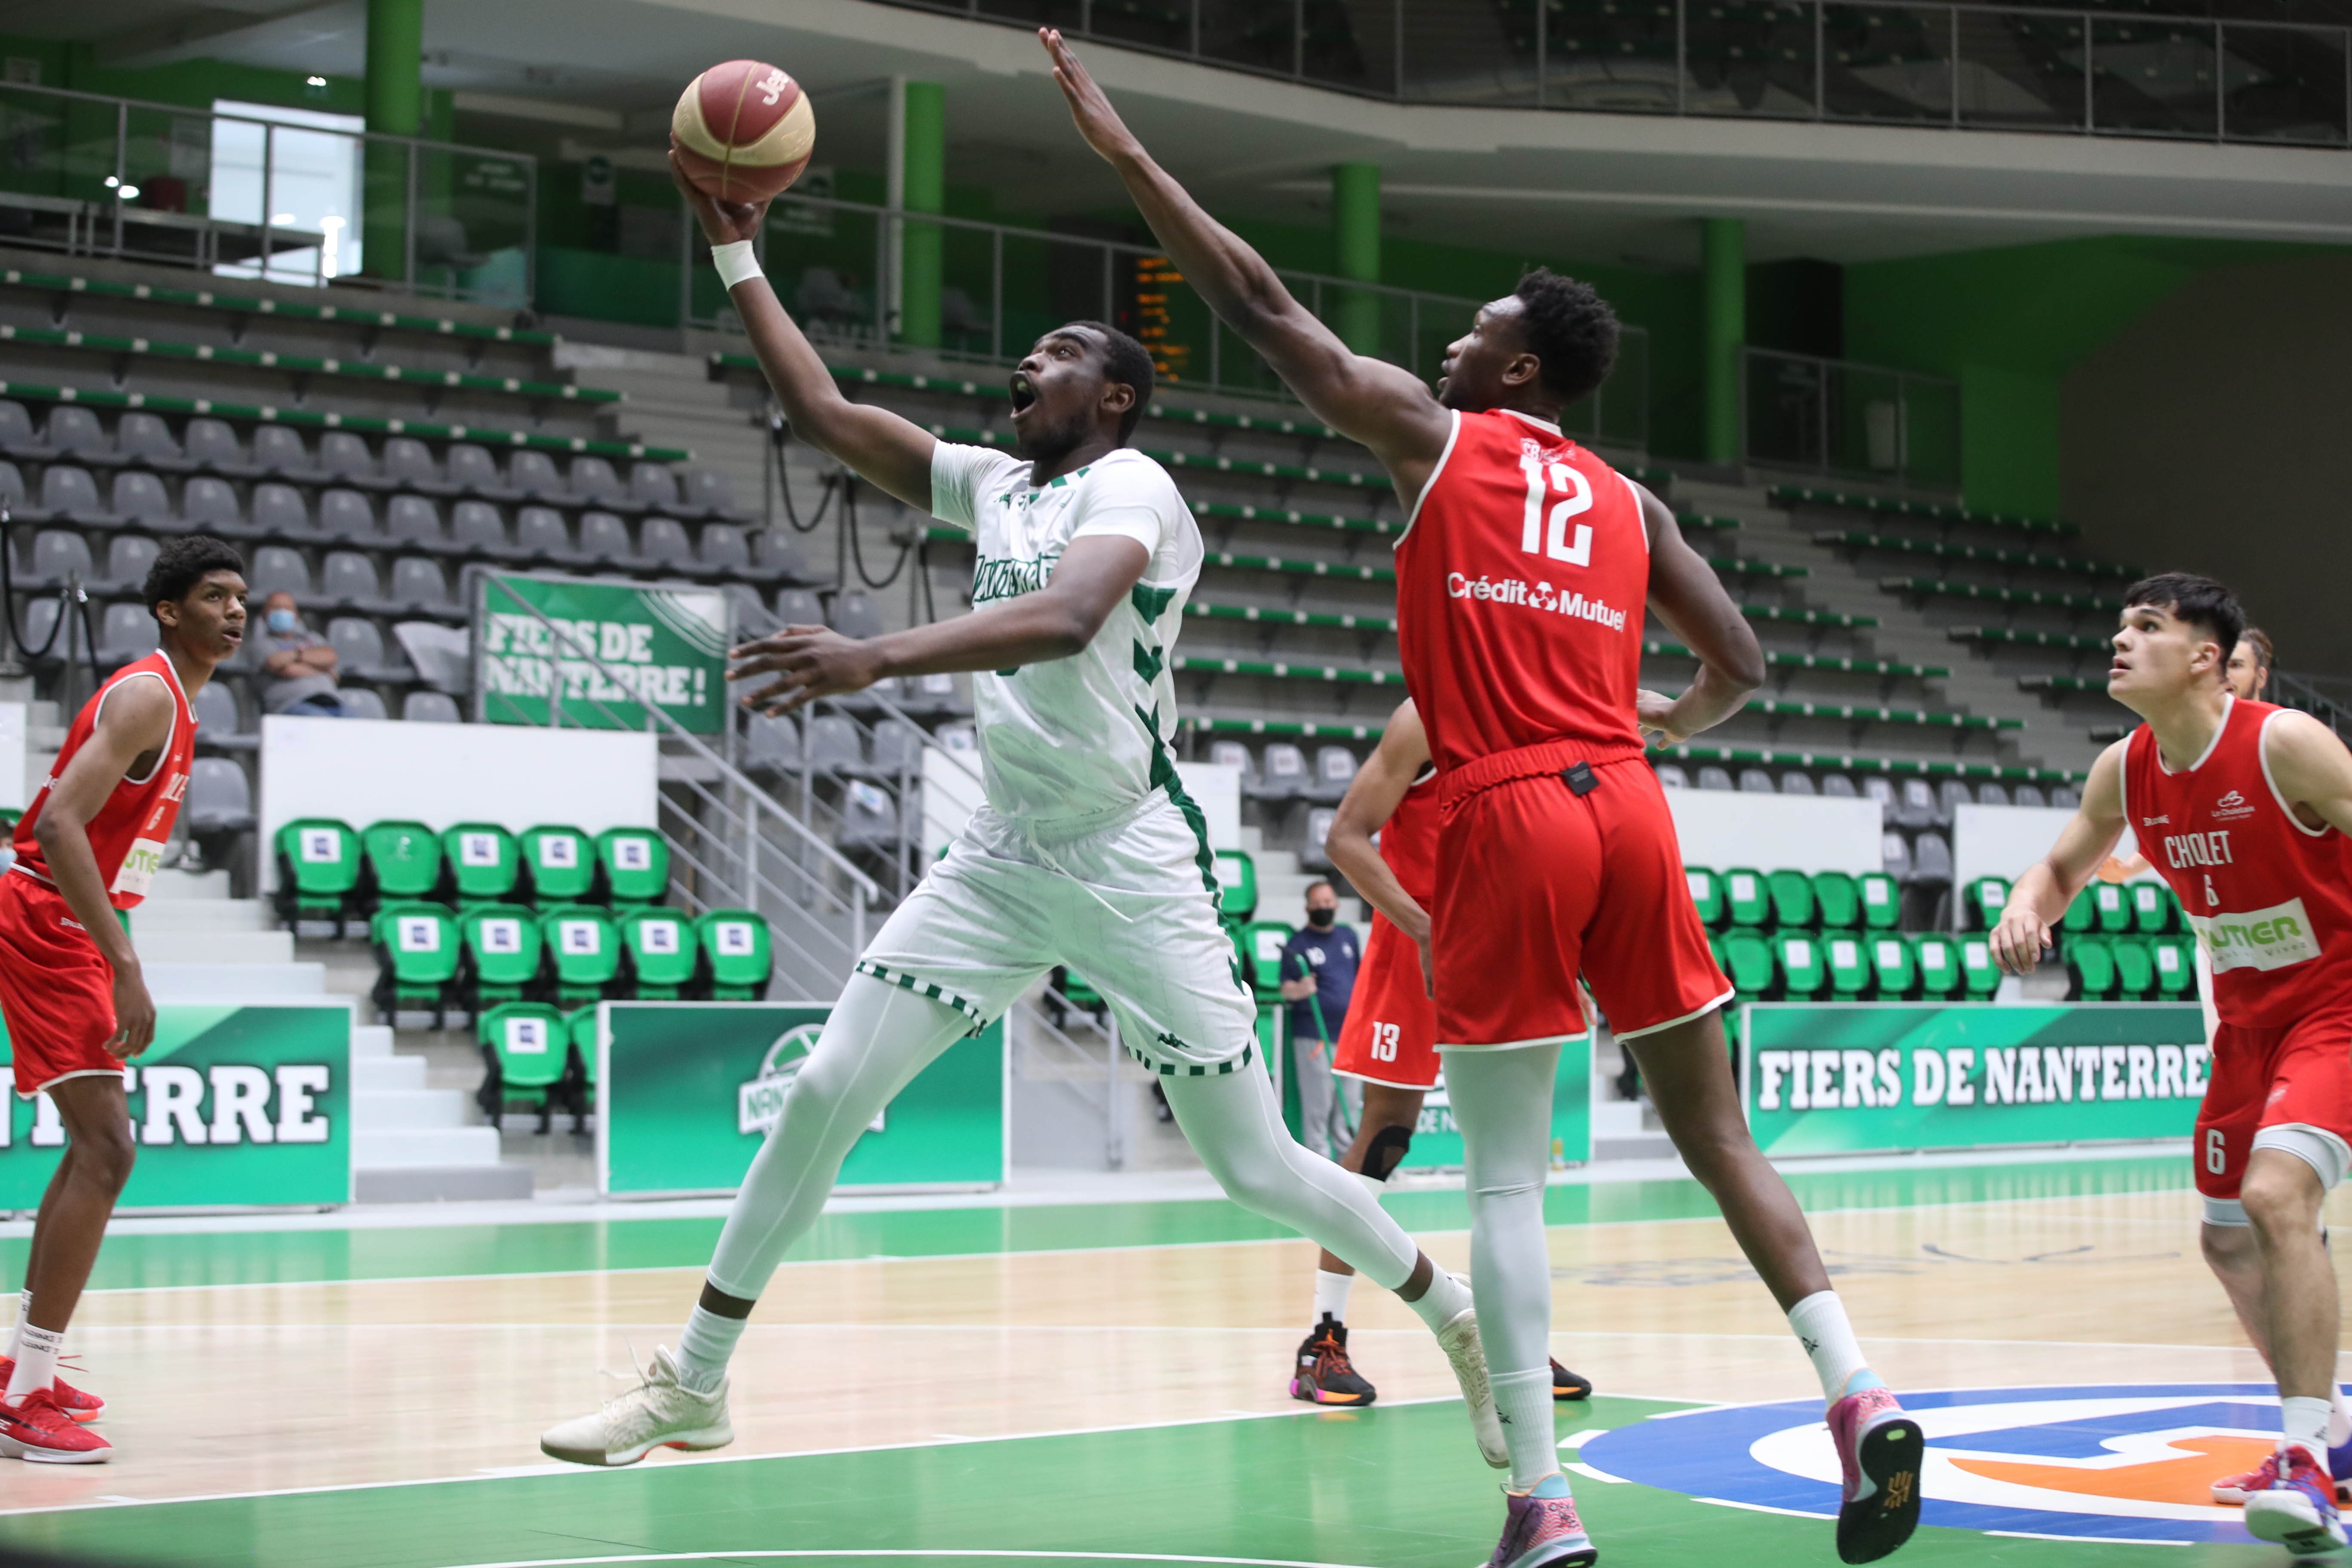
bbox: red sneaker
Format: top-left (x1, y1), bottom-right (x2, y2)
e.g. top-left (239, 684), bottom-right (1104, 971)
top-left (0, 1357), bottom-right (102, 1423)
top-left (0, 1389), bottom-right (111, 1463)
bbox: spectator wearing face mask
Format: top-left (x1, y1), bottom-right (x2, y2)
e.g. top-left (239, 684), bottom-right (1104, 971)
top-left (1279, 880), bottom-right (1360, 1157)
top-left (258, 590), bottom-right (346, 717)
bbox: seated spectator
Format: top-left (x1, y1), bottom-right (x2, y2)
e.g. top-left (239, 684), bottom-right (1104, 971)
top-left (259, 590), bottom-right (345, 716)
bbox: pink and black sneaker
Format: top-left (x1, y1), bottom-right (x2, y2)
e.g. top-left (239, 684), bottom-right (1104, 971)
top-left (1828, 1385), bottom-right (1923, 1564)
top-left (1482, 1480), bottom-right (1598, 1568)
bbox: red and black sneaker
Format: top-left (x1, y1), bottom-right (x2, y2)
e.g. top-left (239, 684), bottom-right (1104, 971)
top-left (0, 1358), bottom-right (102, 1424)
top-left (0, 1389), bottom-right (111, 1463)
top-left (1290, 1315), bottom-right (1378, 1406)
top-left (1551, 1359), bottom-right (1593, 1401)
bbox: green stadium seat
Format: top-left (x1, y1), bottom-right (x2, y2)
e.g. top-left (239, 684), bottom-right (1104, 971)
top-left (1060, 968), bottom-right (1108, 1013)
top-left (2061, 885), bottom-right (2099, 933)
top-left (541, 906), bottom-right (620, 1004)
top-left (2152, 935), bottom-right (2195, 999)
top-left (2092, 882), bottom-right (2132, 934)
top-left (1213, 850), bottom-right (1258, 922)
top-left (1243, 920), bottom-right (1293, 996)
top-left (2069, 934), bottom-right (2117, 1000)
top-left (595, 828), bottom-right (669, 905)
top-left (1824, 931), bottom-right (1871, 998)
top-left (460, 902), bottom-right (543, 1010)
top-left (1767, 869), bottom-right (1816, 930)
top-left (1964, 877), bottom-right (2009, 932)
top-left (2130, 881), bottom-right (2177, 934)
top-left (565, 1005), bottom-right (599, 1090)
top-left (369, 900), bottom-right (458, 1030)
top-left (272, 817), bottom-right (361, 937)
top-left (476, 1001), bottom-right (570, 1132)
top-left (521, 824), bottom-right (595, 905)
top-left (1959, 934), bottom-right (2001, 999)
top-left (1869, 933), bottom-right (1917, 999)
top-left (361, 819), bottom-right (443, 907)
top-left (1812, 871), bottom-right (1860, 931)
top-left (1721, 929), bottom-right (1776, 998)
top-left (697, 909), bottom-right (773, 1000)
top-left (1773, 930), bottom-right (1828, 998)
top-left (441, 822), bottom-right (522, 906)
top-left (1724, 868), bottom-right (1770, 928)
top-left (1684, 867), bottom-right (1725, 929)
top-left (1913, 932), bottom-right (1962, 999)
top-left (1858, 872), bottom-right (1900, 930)
top-left (620, 908), bottom-right (696, 999)
top-left (2110, 935), bottom-right (2157, 1001)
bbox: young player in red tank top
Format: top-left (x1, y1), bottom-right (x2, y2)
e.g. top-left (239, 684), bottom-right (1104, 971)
top-left (1995, 574), bottom-right (2352, 1559)
top-left (0, 536), bottom-right (246, 1464)
top-left (1045, 32), bottom-right (1921, 1567)
top-left (1291, 700), bottom-right (1593, 1412)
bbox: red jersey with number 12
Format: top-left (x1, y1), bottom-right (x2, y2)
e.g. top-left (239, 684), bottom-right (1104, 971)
top-left (1394, 409), bottom-right (1649, 769)
top-left (2122, 695), bottom-right (2352, 1026)
top-left (11, 652), bottom-right (195, 910)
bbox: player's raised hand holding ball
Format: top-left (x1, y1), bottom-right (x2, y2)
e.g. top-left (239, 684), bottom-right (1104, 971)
top-left (669, 59), bottom-right (816, 239)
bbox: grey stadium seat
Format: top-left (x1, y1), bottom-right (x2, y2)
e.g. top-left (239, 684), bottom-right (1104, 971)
top-left (0, 461), bottom-right (21, 510)
top-left (185, 757), bottom-right (256, 833)
top-left (383, 437), bottom-right (449, 493)
top-left (19, 599), bottom-right (92, 664)
top-left (182, 476), bottom-right (248, 535)
top-left (390, 557), bottom-right (451, 612)
top-left (1880, 831), bottom-right (1913, 881)
top-left (46, 406), bottom-right (115, 464)
top-left (401, 691), bottom-right (461, 723)
top-left (97, 603), bottom-right (159, 666)
top-left (1209, 739), bottom-right (1254, 778)
top-left (724, 583), bottom-right (777, 637)
top-left (444, 443), bottom-right (509, 499)
top-left (118, 412), bottom-right (189, 471)
top-left (1780, 771), bottom-right (1817, 795)
top-left (515, 506), bottom-right (576, 562)
top-left (112, 469), bottom-right (174, 526)
top-left (451, 500), bottom-right (517, 558)
top-left (684, 468), bottom-right (740, 518)
top-left (1247, 743), bottom-right (1308, 800)
top-left (830, 591), bottom-right (884, 639)
top-left (1862, 775), bottom-right (1896, 812)
top-left (1976, 781), bottom-right (2010, 807)
top-left (1652, 762), bottom-right (1688, 789)
top-left (2051, 785), bottom-right (2080, 809)
top-left (743, 712), bottom-right (800, 775)
top-left (836, 780), bottom-right (898, 851)
top-left (774, 588), bottom-right (824, 626)
top-left (321, 551), bottom-right (386, 612)
top-left (21, 529), bottom-right (93, 591)
top-left (1308, 745), bottom-right (1358, 803)
top-left (327, 617), bottom-right (413, 683)
top-left (386, 494), bottom-right (444, 548)
top-left (628, 462), bottom-right (681, 511)
top-left (94, 534), bottom-right (159, 595)
top-left (864, 718), bottom-right (925, 776)
top-left (251, 425), bottom-right (315, 476)
top-left (191, 681), bottom-right (257, 752)
top-left (0, 399), bottom-right (38, 457)
top-left (39, 465), bottom-right (114, 524)
top-left (567, 456), bottom-right (626, 508)
top-left (1893, 778), bottom-right (1938, 829)
top-left (250, 482), bottom-right (311, 539)
top-left (1300, 807), bottom-right (1338, 871)
top-left (2013, 784), bottom-right (2048, 809)
top-left (507, 449), bottom-right (564, 500)
top-left (337, 687), bottom-right (389, 721)
top-left (638, 516), bottom-right (693, 570)
top-left (1937, 779), bottom-right (1973, 822)
top-left (698, 524), bottom-right (751, 574)
top-left (1696, 766), bottom-right (1735, 791)
top-left (576, 511), bottom-right (636, 567)
top-left (803, 715), bottom-right (864, 774)
top-left (756, 528), bottom-right (810, 581)
top-left (318, 431), bottom-right (379, 485)
top-left (1821, 773), bottom-right (1857, 798)
top-left (1738, 767), bottom-right (1775, 794)
top-left (247, 545), bottom-right (310, 598)
top-left (1910, 831), bottom-right (1954, 886)
top-left (319, 487), bottom-right (380, 543)
top-left (183, 417), bottom-right (253, 476)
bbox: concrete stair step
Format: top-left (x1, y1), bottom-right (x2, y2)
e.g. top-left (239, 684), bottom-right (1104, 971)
top-left (353, 1087), bottom-right (472, 1130)
top-left (353, 1164), bottom-right (533, 1202)
top-left (131, 897), bottom-right (272, 931)
top-left (144, 868), bottom-right (231, 900)
top-left (144, 962), bottom-right (325, 998)
top-left (132, 928), bottom-right (294, 965)
top-left (352, 1024), bottom-right (393, 1060)
top-left (352, 1054), bottom-right (426, 1092)
top-left (352, 1126), bottom-right (504, 1169)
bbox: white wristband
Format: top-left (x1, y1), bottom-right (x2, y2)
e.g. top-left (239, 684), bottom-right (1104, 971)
top-left (710, 240), bottom-right (763, 290)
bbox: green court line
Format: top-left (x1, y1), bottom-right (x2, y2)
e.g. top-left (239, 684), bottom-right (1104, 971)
top-left (3, 1155), bottom-right (2195, 1295)
top-left (0, 1396), bottom-right (2251, 1568)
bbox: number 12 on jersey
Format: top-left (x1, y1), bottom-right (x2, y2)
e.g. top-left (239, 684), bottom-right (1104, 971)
top-left (1519, 449), bottom-right (1594, 566)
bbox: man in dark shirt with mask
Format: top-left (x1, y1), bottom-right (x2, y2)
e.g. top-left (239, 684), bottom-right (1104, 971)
top-left (1280, 880), bottom-right (1359, 1156)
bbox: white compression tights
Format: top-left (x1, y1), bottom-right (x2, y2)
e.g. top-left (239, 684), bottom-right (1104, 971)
top-left (706, 973), bottom-right (1420, 1304)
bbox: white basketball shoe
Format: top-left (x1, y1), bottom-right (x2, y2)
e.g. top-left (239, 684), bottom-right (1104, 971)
top-left (539, 1345), bottom-right (734, 1467)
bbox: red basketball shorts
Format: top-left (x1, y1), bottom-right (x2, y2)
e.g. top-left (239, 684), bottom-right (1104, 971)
top-left (1333, 911), bottom-right (1439, 1091)
top-left (1433, 745), bottom-right (1730, 1049)
top-left (0, 875), bottom-right (125, 1098)
top-left (2194, 1001), bottom-right (2352, 1221)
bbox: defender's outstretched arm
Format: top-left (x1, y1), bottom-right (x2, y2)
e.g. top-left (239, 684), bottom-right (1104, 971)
top-left (1634, 484), bottom-right (1765, 746)
top-left (1040, 31), bottom-right (1451, 487)
top-left (1991, 740), bottom-right (2130, 974)
top-left (1325, 703), bottom-right (1433, 943)
top-left (673, 151), bottom-right (935, 510)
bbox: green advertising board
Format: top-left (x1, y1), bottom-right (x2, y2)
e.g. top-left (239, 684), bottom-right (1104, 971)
top-left (474, 570), bottom-right (731, 734)
top-left (1740, 1003), bottom-right (2208, 1158)
top-left (0, 1004), bottom-right (351, 1209)
top-left (599, 1002), bottom-right (1006, 1197)
top-left (1400, 1034), bottom-right (1593, 1170)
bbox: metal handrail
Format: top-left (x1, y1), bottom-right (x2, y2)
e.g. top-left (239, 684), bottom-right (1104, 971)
top-left (2272, 669), bottom-right (2352, 739)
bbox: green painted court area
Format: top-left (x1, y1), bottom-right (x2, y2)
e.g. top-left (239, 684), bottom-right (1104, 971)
top-left (0, 1397), bottom-right (2269, 1568)
top-left (11, 1153), bottom-right (2191, 1294)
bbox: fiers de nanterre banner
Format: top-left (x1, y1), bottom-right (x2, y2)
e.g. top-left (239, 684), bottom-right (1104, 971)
top-left (0, 1004), bottom-right (351, 1208)
top-left (1741, 1002), bottom-right (2208, 1157)
top-left (473, 571), bottom-right (731, 734)
top-left (598, 1002), bottom-right (1006, 1197)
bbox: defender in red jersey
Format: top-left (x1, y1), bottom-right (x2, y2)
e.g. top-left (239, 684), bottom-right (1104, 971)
top-left (0, 536), bottom-right (245, 1464)
top-left (1292, 700), bottom-right (1595, 1411)
top-left (1996, 574), bottom-right (2352, 1558)
top-left (1047, 33), bottom-right (1920, 1566)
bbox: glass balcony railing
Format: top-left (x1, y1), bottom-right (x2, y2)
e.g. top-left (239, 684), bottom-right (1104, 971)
top-left (909, 0), bottom-right (2350, 146)
top-left (1744, 346), bottom-right (1961, 490)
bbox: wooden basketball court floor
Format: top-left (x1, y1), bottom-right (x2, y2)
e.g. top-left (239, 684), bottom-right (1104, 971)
top-left (0, 1152), bottom-right (2330, 1568)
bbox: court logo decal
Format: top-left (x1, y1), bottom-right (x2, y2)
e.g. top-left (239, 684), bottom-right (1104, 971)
top-left (1580, 1383), bottom-right (2293, 1543)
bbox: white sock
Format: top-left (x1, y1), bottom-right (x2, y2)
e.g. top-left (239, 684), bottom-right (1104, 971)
top-left (1788, 1290), bottom-right (1880, 1406)
top-left (6, 1322), bottom-right (60, 1403)
top-left (1313, 1268), bottom-right (1354, 1326)
top-left (7, 1290), bottom-right (26, 1360)
top-left (1404, 1267), bottom-right (1472, 1333)
top-left (2284, 1395), bottom-right (2333, 1467)
top-left (1494, 1366), bottom-right (1559, 1490)
top-left (674, 1305), bottom-right (745, 1395)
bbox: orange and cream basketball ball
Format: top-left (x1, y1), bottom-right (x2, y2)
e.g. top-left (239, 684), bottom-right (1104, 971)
top-left (672, 61), bottom-right (816, 203)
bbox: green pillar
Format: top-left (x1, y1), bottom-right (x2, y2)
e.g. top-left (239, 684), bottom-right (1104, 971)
top-left (361, 0), bottom-right (422, 284)
top-left (1701, 217), bottom-right (1746, 466)
top-left (1332, 162), bottom-right (1381, 356)
top-left (898, 81), bottom-right (946, 350)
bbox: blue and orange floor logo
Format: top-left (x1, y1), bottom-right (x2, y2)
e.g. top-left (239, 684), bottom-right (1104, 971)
top-left (1581, 1383), bottom-right (2295, 1544)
